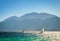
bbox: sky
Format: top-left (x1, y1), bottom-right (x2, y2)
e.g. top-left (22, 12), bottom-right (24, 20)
top-left (0, 0), bottom-right (60, 21)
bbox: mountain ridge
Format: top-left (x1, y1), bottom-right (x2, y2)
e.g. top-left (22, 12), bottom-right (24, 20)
top-left (0, 12), bottom-right (60, 31)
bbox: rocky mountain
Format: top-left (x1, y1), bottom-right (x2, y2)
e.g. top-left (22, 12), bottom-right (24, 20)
top-left (0, 12), bottom-right (60, 31)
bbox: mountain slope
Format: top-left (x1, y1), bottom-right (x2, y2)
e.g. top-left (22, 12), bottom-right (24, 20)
top-left (0, 12), bottom-right (60, 31)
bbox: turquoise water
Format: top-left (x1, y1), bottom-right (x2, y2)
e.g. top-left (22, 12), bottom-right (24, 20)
top-left (0, 35), bottom-right (50, 41)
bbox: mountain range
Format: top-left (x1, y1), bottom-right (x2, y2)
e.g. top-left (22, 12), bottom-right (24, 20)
top-left (0, 12), bottom-right (60, 31)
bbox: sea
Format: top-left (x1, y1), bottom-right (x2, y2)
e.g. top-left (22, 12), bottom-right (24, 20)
top-left (0, 32), bottom-right (49, 41)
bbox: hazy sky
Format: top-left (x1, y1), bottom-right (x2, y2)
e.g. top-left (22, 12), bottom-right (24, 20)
top-left (0, 0), bottom-right (60, 21)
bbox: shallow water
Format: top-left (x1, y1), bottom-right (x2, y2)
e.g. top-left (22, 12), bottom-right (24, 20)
top-left (0, 33), bottom-right (49, 41)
